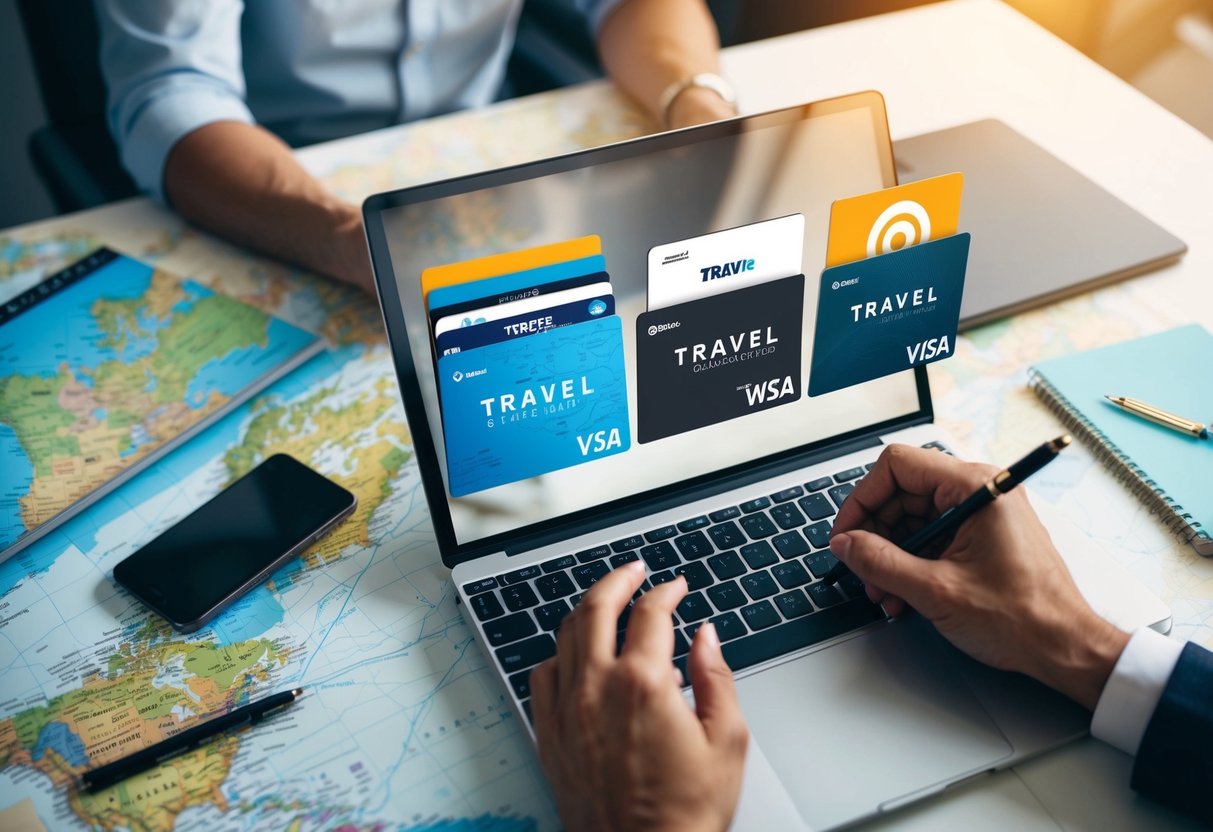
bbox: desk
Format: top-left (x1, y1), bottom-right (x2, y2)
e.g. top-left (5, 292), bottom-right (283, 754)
top-left (0, 1), bottom-right (1209, 829)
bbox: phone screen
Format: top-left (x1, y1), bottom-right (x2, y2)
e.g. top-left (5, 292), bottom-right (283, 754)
top-left (114, 454), bottom-right (356, 631)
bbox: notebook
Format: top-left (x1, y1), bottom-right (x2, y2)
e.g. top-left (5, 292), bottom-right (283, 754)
top-left (1029, 324), bottom-right (1213, 555)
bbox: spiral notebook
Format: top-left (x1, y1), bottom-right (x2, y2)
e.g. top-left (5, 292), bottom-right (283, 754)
top-left (1029, 324), bottom-right (1213, 555)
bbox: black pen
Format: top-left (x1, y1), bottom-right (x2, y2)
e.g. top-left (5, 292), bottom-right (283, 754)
top-left (823, 435), bottom-right (1072, 586)
top-left (78, 687), bottom-right (303, 792)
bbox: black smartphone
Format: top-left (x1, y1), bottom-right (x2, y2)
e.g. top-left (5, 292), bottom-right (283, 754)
top-left (114, 454), bottom-right (356, 633)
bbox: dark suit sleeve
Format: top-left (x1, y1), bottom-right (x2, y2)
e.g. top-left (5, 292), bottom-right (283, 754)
top-left (1131, 642), bottom-right (1213, 824)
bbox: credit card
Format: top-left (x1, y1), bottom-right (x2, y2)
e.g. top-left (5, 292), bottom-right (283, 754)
top-left (427, 254), bottom-right (606, 313)
top-left (429, 268), bottom-right (608, 337)
top-left (436, 293), bottom-right (615, 356)
top-left (825, 172), bottom-right (963, 268)
top-left (420, 235), bottom-right (602, 304)
top-left (646, 214), bottom-right (805, 311)
top-left (808, 233), bottom-right (969, 397)
top-left (434, 282), bottom-right (612, 338)
top-left (438, 315), bottom-right (630, 496)
top-left (636, 275), bottom-right (804, 443)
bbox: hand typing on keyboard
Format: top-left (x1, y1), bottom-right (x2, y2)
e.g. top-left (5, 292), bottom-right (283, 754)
top-left (530, 561), bottom-right (748, 832)
top-left (828, 444), bottom-right (1130, 711)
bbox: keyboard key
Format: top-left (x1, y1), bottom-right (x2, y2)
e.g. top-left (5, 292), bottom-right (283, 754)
top-left (610, 551), bottom-right (640, 568)
top-left (644, 525), bottom-right (678, 543)
top-left (677, 515), bottom-right (710, 533)
top-left (740, 497), bottom-right (771, 513)
top-left (865, 462), bottom-right (877, 471)
top-left (521, 698), bottom-right (533, 724)
top-left (741, 601), bottom-right (782, 631)
top-left (804, 550), bottom-right (840, 579)
top-left (838, 572), bottom-right (866, 600)
top-left (641, 541), bottom-right (681, 571)
top-left (571, 560), bottom-right (610, 589)
top-left (772, 530), bottom-right (811, 559)
top-left (495, 634), bottom-right (555, 674)
top-left (827, 483), bottom-right (854, 509)
top-left (834, 467), bottom-right (865, 483)
top-left (674, 531), bottom-right (714, 560)
top-left (502, 564), bottom-right (543, 585)
top-left (771, 486), bottom-right (804, 503)
top-left (709, 506), bottom-right (741, 522)
top-left (673, 561), bottom-right (713, 591)
top-left (774, 590), bottom-right (814, 619)
top-left (569, 592), bottom-right (586, 607)
top-left (706, 551), bottom-right (746, 580)
top-left (804, 520), bottom-right (832, 550)
top-left (707, 581), bottom-right (747, 611)
top-left (469, 591), bottom-right (505, 621)
top-left (740, 514), bottom-right (778, 539)
top-left (576, 545), bottom-right (611, 563)
top-left (677, 592), bottom-right (713, 623)
top-left (509, 669), bottom-right (532, 699)
top-left (720, 600), bottom-right (885, 671)
top-left (650, 570), bottom-right (677, 585)
top-left (804, 476), bottom-right (833, 492)
top-left (485, 611), bottom-right (538, 646)
top-left (534, 600), bottom-right (572, 631)
top-left (616, 601), bottom-right (634, 631)
top-left (770, 503), bottom-right (807, 530)
top-left (740, 540), bottom-right (779, 570)
top-left (535, 571), bottom-right (577, 601)
top-left (463, 577), bottom-right (497, 595)
top-left (740, 570), bottom-right (779, 600)
top-left (710, 612), bottom-right (747, 642)
top-left (771, 561), bottom-right (811, 589)
top-left (707, 521), bottom-right (747, 549)
top-left (808, 582), bottom-right (845, 609)
top-left (673, 629), bottom-right (691, 657)
top-left (611, 535), bottom-right (644, 553)
top-left (501, 583), bottom-right (540, 611)
top-left (797, 493), bottom-right (835, 522)
top-left (541, 555), bottom-right (577, 574)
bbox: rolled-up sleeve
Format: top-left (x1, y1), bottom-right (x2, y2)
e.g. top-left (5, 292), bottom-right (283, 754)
top-left (576, 0), bottom-right (627, 35)
top-left (94, 0), bottom-right (254, 201)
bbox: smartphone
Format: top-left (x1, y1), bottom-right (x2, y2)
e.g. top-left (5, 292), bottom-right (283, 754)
top-left (114, 454), bottom-right (356, 633)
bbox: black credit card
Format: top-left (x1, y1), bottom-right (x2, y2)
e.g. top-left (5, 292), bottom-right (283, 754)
top-left (636, 275), bottom-right (804, 443)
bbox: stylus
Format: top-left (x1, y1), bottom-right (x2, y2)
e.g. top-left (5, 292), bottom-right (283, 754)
top-left (822, 435), bottom-right (1072, 587)
top-left (77, 688), bottom-right (303, 792)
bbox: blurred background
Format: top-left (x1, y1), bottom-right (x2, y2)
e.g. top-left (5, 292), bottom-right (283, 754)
top-left (2, 0), bottom-right (1210, 230)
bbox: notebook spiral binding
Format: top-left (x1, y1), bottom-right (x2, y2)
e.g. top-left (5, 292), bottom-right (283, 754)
top-left (1029, 370), bottom-right (1213, 556)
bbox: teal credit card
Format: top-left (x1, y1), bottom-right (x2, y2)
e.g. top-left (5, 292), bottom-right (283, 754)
top-left (808, 233), bottom-right (969, 397)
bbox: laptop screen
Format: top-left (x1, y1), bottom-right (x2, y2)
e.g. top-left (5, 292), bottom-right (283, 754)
top-left (367, 93), bottom-right (926, 559)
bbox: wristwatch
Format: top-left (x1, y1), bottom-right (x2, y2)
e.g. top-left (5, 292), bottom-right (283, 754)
top-left (657, 72), bottom-right (738, 130)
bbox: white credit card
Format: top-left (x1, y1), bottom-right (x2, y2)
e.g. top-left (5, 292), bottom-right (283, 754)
top-left (434, 282), bottom-right (613, 338)
top-left (646, 213), bottom-right (805, 311)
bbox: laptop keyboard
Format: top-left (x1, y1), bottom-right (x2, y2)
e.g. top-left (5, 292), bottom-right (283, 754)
top-left (461, 448), bottom-right (965, 725)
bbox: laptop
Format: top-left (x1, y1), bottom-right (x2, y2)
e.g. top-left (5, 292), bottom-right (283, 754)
top-left (894, 119), bottom-right (1188, 330)
top-left (363, 92), bottom-right (1170, 830)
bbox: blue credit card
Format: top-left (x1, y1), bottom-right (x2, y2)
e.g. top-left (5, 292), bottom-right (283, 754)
top-left (437, 315), bottom-right (630, 497)
top-left (427, 255), bottom-right (607, 313)
top-left (808, 233), bottom-right (969, 397)
top-left (436, 293), bottom-right (615, 356)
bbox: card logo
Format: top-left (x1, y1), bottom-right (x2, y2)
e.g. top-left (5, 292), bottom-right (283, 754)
top-left (866, 200), bottom-right (931, 258)
top-left (699, 258), bottom-right (756, 282)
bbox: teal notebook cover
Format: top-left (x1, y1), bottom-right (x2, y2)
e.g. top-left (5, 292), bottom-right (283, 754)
top-left (1030, 324), bottom-right (1213, 555)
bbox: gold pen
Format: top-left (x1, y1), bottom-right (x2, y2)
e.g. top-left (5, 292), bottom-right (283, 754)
top-left (1105, 396), bottom-right (1209, 439)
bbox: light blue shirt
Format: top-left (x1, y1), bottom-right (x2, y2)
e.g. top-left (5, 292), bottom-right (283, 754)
top-left (94, 0), bottom-right (621, 201)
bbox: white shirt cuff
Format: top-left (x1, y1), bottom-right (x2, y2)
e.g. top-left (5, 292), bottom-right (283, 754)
top-left (1090, 627), bottom-right (1184, 756)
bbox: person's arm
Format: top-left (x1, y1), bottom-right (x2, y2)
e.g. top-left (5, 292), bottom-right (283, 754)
top-left (530, 562), bottom-right (748, 831)
top-left (828, 444), bottom-right (1213, 823)
top-left (592, 0), bottom-right (736, 130)
top-left (94, 0), bottom-right (372, 291)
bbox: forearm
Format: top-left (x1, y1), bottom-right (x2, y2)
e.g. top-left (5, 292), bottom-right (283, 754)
top-left (596, 0), bottom-right (731, 128)
top-left (163, 121), bottom-right (370, 289)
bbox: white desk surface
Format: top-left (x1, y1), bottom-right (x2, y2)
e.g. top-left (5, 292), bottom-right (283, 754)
top-left (2, 1), bottom-right (1210, 829)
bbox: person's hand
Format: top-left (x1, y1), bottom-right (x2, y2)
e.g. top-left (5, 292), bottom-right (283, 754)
top-left (530, 561), bottom-right (748, 832)
top-left (330, 207), bottom-right (376, 294)
top-left (829, 444), bottom-right (1130, 710)
top-left (666, 85), bottom-right (737, 130)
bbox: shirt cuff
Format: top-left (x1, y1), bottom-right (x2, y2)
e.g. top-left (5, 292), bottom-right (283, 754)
top-left (120, 82), bottom-right (255, 203)
top-left (1090, 627), bottom-right (1184, 756)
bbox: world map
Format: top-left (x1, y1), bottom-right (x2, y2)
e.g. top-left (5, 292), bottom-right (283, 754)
top-left (0, 251), bottom-right (321, 555)
top-left (1, 80), bottom-right (1209, 832)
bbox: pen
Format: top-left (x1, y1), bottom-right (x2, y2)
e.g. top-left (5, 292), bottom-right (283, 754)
top-left (1105, 395), bottom-right (1208, 439)
top-left (823, 435), bottom-right (1072, 586)
top-left (78, 687), bottom-right (303, 792)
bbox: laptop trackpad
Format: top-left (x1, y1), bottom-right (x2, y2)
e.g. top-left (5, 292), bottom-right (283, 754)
top-left (737, 617), bottom-right (1013, 830)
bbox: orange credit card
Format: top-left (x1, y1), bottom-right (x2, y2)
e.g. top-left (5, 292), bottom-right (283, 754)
top-left (825, 173), bottom-right (963, 268)
top-left (419, 235), bottom-right (602, 304)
